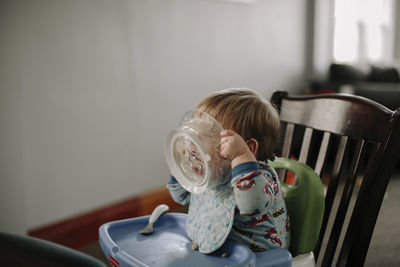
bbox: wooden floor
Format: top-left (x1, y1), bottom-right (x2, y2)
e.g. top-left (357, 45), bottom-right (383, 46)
top-left (363, 173), bottom-right (400, 267)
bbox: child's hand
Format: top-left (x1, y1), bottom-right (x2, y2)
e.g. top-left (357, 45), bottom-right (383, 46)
top-left (220, 130), bottom-right (257, 168)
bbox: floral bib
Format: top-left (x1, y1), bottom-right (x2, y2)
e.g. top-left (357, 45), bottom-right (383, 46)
top-left (186, 183), bottom-right (235, 254)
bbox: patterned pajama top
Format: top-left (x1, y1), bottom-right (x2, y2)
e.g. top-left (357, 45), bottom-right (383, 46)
top-left (167, 161), bottom-right (290, 253)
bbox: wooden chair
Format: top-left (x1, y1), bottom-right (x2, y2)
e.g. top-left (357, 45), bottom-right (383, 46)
top-left (270, 91), bottom-right (400, 267)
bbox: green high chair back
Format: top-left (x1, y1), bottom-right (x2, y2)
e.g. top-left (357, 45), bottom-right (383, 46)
top-left (269, 157), bottom-right (325, 257)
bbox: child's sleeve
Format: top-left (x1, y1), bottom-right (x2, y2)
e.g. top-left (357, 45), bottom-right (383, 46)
top-left (166, 176), bottom-right (191, 205)
top-left (231, 162), bottom-right (275, 216)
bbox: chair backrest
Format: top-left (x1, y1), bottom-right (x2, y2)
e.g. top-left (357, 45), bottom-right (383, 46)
top-left (269, 157), bottom-right (324, 257)
top-left (270, 91), bottom-right (400, 267)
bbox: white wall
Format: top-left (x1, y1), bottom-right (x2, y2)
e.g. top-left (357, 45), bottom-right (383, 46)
top-left (0, 0), bottom-right (307, 235)
top-left (394, 0), bottom-right (400, 61)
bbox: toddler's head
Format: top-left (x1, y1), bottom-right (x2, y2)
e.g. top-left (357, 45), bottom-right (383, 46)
top-left (197, 88), bottom-right (280, 161)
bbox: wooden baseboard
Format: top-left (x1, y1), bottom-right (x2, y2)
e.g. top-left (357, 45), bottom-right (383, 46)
top-left (28, 187), bottom-right (187, 250)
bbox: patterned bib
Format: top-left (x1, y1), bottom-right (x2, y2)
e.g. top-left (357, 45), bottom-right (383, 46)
top-left (186, 183), bottom-right (235, 254)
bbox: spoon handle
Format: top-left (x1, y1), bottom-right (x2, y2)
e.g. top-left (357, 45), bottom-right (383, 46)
top-left (148, 204), bottom-right (169, 224)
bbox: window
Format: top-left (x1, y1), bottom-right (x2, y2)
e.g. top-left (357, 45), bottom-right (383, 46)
top-left (333, 0), bottom-right (394, 64)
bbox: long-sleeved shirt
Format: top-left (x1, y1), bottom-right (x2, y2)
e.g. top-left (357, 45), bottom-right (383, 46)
top-left (167, 161), bottom-right (290, 253)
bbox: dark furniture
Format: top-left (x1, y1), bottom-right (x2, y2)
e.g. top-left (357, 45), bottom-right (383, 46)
top-left (310, 63), bottom-right (400, 110)
top-left (0, 232), bottom-right (107, 267)
top-left (270, 91), bottom-right (400, 267)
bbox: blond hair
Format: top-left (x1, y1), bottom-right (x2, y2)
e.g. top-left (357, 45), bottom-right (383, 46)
top-left (197, 88), bottom-right (280, 161)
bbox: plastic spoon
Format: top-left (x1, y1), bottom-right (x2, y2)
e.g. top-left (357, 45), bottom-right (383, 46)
top-left (139, 204), bottom-right (169, 234)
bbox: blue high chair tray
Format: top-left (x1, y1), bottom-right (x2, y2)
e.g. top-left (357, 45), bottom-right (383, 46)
top-left (99, 213), bottom-right (292, 267)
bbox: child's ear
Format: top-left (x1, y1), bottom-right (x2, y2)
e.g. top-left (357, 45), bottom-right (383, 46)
top-left (246, 138), bottom-right (259, 155)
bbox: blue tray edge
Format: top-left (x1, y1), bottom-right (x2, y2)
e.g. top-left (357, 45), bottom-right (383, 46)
top-left (99, 213), bottom-right (292, 267)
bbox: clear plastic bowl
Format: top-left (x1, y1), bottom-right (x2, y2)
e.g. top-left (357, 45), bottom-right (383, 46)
top-left (164, 110), bottom-right (231, 194)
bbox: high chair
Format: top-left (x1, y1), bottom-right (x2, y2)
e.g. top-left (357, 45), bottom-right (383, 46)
top-left (269, 157), bottom-right (324, 267)
top-left (98, 157), bottom-right (323, 267)
top-left (271, 91), bottom-right (400, 267)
